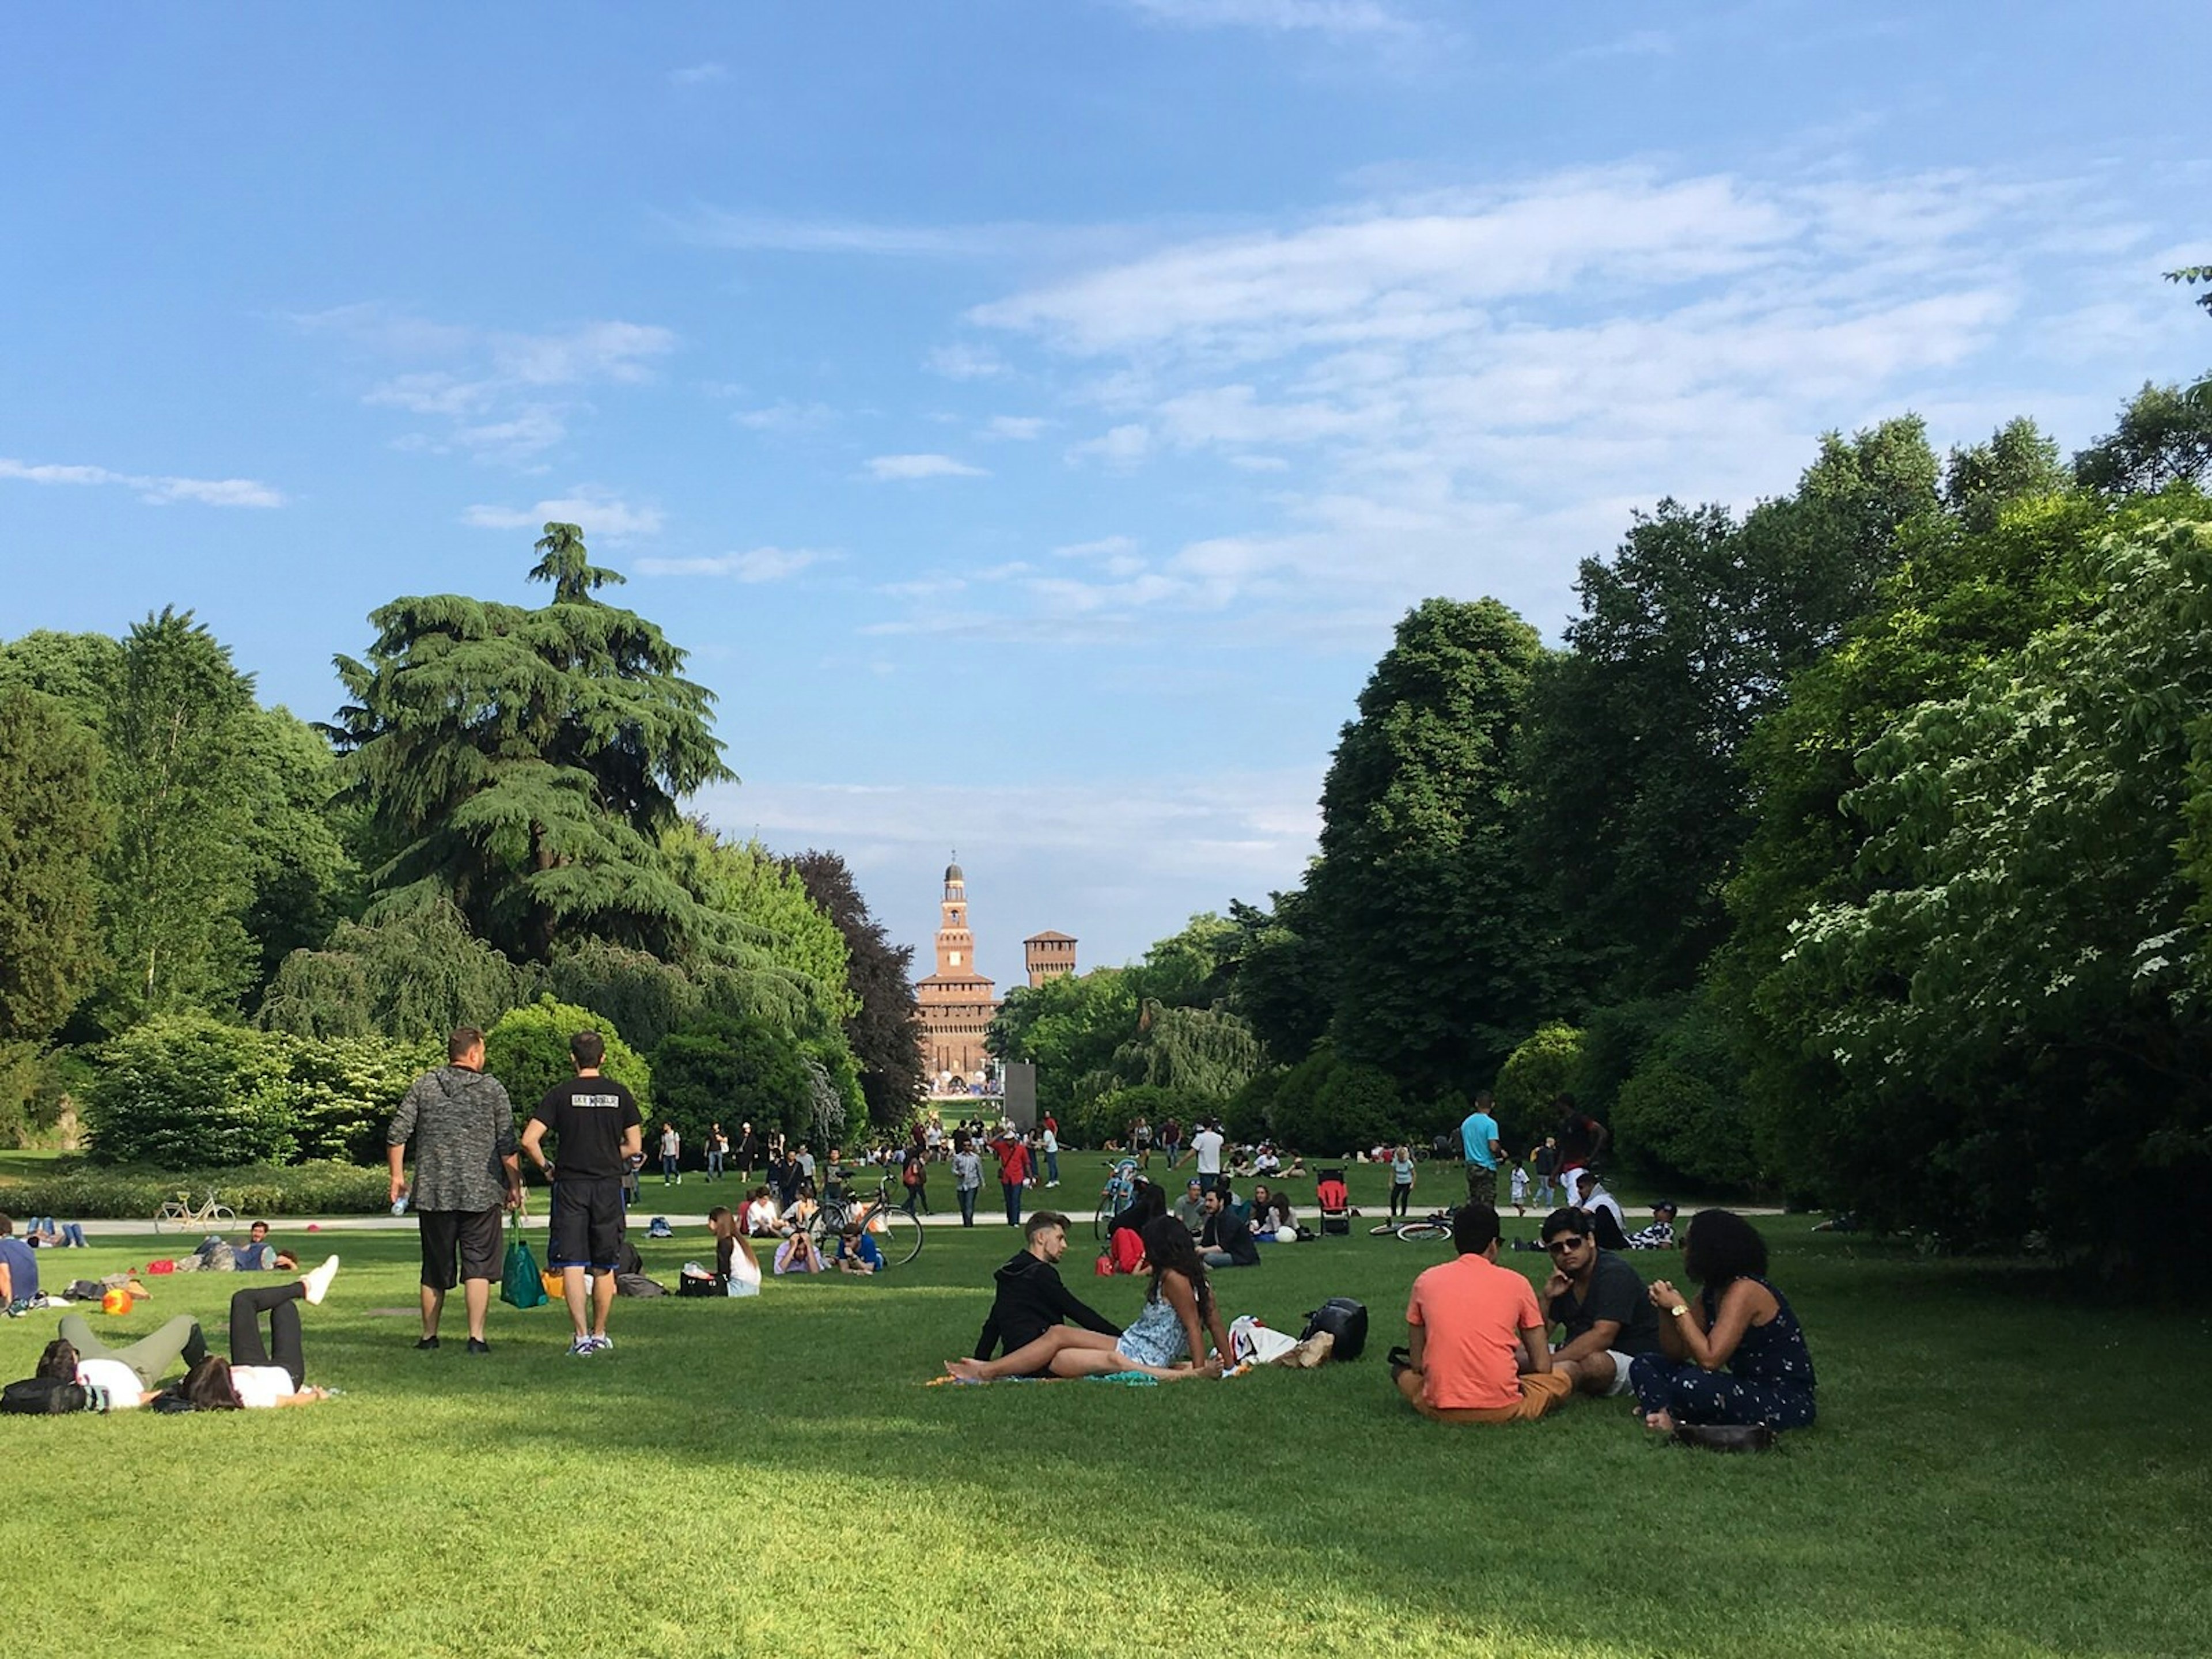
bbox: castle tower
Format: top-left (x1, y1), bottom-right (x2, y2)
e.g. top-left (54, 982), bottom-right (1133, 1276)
top-left (913, 855), bottom-right (1000, 1090)
top-left (1024, 931), bottom-right (1078, 987)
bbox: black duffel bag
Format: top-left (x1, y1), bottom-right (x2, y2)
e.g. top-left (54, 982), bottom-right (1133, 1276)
top-left (1300, 1296), bottom-right (1369, 1361)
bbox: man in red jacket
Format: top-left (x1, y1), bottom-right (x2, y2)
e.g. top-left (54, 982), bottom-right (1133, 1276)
top-left (990, 1132), bottom-right (1032, 1228)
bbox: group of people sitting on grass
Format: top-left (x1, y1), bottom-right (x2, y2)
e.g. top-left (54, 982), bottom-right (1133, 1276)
top-left (948, 1194), bottom-right (1815, 1434)
top-left (6, 1254), bottom-right (344, 1414)
top-left (1103, 1178), bottom-right (1278, 1275)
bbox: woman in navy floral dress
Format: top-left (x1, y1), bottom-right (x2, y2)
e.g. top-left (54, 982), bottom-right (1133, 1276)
top-left (1628, 1209), bottom-right (1816, 1432)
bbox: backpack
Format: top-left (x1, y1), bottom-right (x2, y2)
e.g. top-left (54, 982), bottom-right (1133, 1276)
top-left (2, 1376), bottom-right (93, 1415)
top-left (1299, 1297), bottom-right (1369, 1362)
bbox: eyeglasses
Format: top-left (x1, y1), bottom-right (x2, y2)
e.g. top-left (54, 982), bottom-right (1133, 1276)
top-left (1544, 1237), bottom-right (1589, 1255)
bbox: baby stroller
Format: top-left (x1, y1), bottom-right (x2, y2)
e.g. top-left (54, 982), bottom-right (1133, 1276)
top-left (1315, 1169), bottom-right (1351, 1236)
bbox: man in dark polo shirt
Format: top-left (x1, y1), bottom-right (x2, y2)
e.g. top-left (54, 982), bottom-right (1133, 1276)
top-left (520, 1031), bottom-right (643, 1357)
top-left (1540, 1206), bottom-right (1663, 1397)
top-left (387, 1027), bottom-right (520, 1354)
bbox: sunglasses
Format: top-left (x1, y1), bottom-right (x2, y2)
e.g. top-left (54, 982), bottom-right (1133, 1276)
top-left (1544, 1236), bottom-right (1590, 1254)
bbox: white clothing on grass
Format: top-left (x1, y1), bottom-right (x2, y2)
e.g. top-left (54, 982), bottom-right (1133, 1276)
top-left (75, 1357), bottom-right (144, 1408)
top-left (230, 1365), bottom-right (295, 1409)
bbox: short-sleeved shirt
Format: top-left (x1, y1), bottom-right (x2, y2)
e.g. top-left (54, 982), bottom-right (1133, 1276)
top-left (529, 1077), bottom-right (643, 1179)
top-left (1556, 1114), bottom-right (1603, 1165)
top-left (1406, 1253), bottom-right (1545, 1411)
top-left (1460, 1111), bottom-right (1502, 1170)
top-left (1192, 1130), bottom-right (1225, 1175)
top-left (660, 1130), bottom-right (679, 1157)
top-left (1547, 1249), bottom-right (1663, 1356)
top-left (0, 1236), bottom-right (39, 1304)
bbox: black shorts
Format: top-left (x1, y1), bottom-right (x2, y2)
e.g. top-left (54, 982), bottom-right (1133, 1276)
top-left (547, 1178), bottom-right (625, 1272)
top-left (418, 1207), bottom-right (503, 1290)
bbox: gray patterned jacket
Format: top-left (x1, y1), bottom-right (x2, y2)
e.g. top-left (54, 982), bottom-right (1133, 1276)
top-left (387, 1065), bottom-right (518, 1213)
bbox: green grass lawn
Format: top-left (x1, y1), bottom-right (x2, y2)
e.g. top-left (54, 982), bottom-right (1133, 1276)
top-left (6, 1206), bottom-right (2208, 1658)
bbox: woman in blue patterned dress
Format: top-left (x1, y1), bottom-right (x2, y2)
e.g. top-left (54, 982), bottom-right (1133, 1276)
top-left (1628, 1209), bottom-right (1816, 1433)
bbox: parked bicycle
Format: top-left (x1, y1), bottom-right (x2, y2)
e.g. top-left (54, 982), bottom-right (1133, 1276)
top-left (1372, 1209), bottom-right (1453, 1243)
top-left (805, 1175), bottom-right (923, 1267)
top-left (153, 1189), bottom-right (236, 1233)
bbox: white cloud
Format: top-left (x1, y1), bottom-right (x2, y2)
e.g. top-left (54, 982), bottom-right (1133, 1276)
top-left (926, 343), bottom-right (1009, 380)
top-left (733, 400), bottom-right (836, 431)
top-left (636, 546), bottom-right (827, 581)
top-left (462, 488), bottom-right (664, 538)
top-left (0, 456), bottom-right (283, 508)
top-left (866, 453), bottom-right (989, 480)
top-left (1066, 423), bottom-right (1153, 468)
top-left (984, 415), bottom-right (1049, 440)
top-left (297, 305), bottom-right (676, 463)
top-left (1120, 0), bottom-right (1413, 37)
top-left (1053, 535), bottom-right (1140, 559)
top-left (669, 61), bottom-right (728, 85)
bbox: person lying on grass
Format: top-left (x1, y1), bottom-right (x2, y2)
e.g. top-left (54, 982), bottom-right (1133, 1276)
top-left (835, 1222), bottom-right (883, 1275)
top-left (774, 1232), bottom-right (826, 1275)
top-left (947, 1216), bottom-right (1229, 1384)
top-left (34, 1312), bottom-right (210, 1409)
top-left (162, 1256), bottom-right (344, 1411)
top-left (1630, 1209), bottom-right (1817, 1434)
top-left (972, 1211), bottom-right (1120, 1367)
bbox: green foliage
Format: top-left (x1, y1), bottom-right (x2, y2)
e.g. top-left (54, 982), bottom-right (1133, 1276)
top-left (1096, 1000), bottom-right (1264, 1102)
top-left (275, 1032), bottom-right (444, 1164)
top-left (1216, 890), bottom-right (1332, 1065)
top-left (484, 995), bottom-right (652, 1119)
top-left (1770, 513), bottom-right (2212, 1264)
top-left (1572, 997), bottom-right (1691, 1126)
top-left (85, 1013), bottom-right (298, 1166)
top-left (329, 529), bottom-right (733, 964)
top-left (990, 968), bottom-right (1139, 1124)
top-left (238, 706), bottom-right (364, 992)
top-left (259, 900), bottom-right (529, 1041)
top-left (0, 687), bottom-right (107, 1041)
top-left (664, 826), bottom-right (856, 1033)
top-left (1264, 1044), bottom-right (1405, 1157)
top-left (2073, 381), bottom-right (2212, 495)
top-left (652, 1011), bottom-right (816, 1147)
top-left (1942, 417), bottom-right (2067, 533)
top-left (1608, 1001), bottom-right (1758, 1190)
top-left (98, 609), bottom-right (263, 1025)
top-left (1077, 1082), bottom-right (1221, 1152)
top-left (0, 1158), bottom-right (390, 1218)
top-left (783, 850), bottom-right (925, 1128)
top-left (1310, 596), bottom-right (1550, 1094)
top-left (1492, 1022), bottom-right (1583, 1141)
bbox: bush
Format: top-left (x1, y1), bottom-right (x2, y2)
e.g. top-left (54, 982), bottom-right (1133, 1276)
top-left (1493, 1022), bottom-right (1584, 1143)
top-left (652, 1012), bottom-right (812, 1150)
top-left (1575, 997), bottom-right (1691, 1122)
top-left (0, 1158), bottom-right (390, 1219)
top-left (1266, 1046), bottom-right (1403, 1157)
top-left (484, 996), bottom-right (651, 1119)
top-left (86, 1015), bottom-right (298, 1167)
top-left (1610, 1002), bottom-right (1760, 1191)
top-left (276, 1032), bottom-right (444, 1164)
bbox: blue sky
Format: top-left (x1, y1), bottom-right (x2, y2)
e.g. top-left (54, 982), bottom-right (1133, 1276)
top-left (5, 1), bottom-right (2208, 987)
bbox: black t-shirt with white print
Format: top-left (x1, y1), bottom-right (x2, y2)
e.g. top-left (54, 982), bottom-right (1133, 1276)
top-left (530, 1075), bottom-right (643, 1180)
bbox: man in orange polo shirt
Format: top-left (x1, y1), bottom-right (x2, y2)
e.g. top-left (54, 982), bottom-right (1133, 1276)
top-left (1393, 1203), bottom-right (1572, 1423)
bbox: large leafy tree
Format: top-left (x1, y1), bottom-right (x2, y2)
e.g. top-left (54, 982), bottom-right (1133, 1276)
top-left (0, 687), bottom-right (107, 1042)
top-left (990, 967), bottom-right (1140, 1125)
top-left (328, 524), bottom-right (732, 962)
top-left (1308, 596), bottom-right (1548, 1096)
top-left (1215, 888), bottom-right (1334, 1065)
top-left (782, 849), bottom-right (925, 1127)
top-left (2074, 381), bottom-right (2212, 496)
top-left (100, 608), bottom-right (263, 1025)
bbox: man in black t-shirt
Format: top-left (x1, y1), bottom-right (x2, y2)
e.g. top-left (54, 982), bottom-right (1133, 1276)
top-left (1540, 1207), bottom-right (1662, 1397)
top-left (520, 1031), bottom-right (643, 1357)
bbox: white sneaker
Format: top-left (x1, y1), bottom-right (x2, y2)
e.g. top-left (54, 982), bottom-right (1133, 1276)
top-left (567, 1335), bottom-right (597, 1357)
top-left (301, 1255), bottom-right (341, 1305)
top-left (588, 1334), bottom-right (613, 1353)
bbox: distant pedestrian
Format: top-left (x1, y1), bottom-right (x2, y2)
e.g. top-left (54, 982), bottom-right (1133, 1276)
top-left (660, 1123), bottom-right (681, 1185)
top-left (1459, 1092), bottom-right (1504, 1209)
top-left (520, 1031), bottom-right (644, 1357)
top-left (736, 1121), bottom-right (759, 1180)
top-left (706, 1123), bottom-right (728, 1182)
top-left (902, 1135), bottom-right (930, 1218)
top-left (1191, 1120), bottom-right (1226, 1195)
top-left (1041, 1121), bottom-right (1061, 1187)
top-left (952, 1135), bottom-right (983, 1227)
top-left (385, 1027), bottom-right (520, 1354)
top-left (991, 1131), bottom-right (1033, 1227)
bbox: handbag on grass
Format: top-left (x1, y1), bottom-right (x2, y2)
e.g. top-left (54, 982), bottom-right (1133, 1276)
top-left (501, 1206), bottom-right (548, 1309)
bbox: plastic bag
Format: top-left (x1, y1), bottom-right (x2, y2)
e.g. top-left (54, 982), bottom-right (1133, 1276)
top-left (501, 1210), bottom-right (547, 1308)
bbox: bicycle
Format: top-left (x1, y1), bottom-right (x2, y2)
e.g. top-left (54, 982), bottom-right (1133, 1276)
top-left (153, 1188), bottom-right (236, 1234)
top-left (1092, 1157), bottom-right (1141, 1240)
top-left (806, 1176), bottom-right (923, 1267)
top-left (1372, 1209), bottom-right (1453, 1243)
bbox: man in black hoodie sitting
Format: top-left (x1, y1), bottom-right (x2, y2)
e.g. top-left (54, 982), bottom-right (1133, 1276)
top-left (972, 1211), bottom-right (1121, 1372)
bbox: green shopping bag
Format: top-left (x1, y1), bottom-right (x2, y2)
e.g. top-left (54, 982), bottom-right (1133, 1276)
top-left (501, 1206), bottom-right (547, 1308)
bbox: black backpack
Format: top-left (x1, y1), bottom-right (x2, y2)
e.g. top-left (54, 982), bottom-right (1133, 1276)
top-left (2, 1376), bottom-right (94, 1415)
top-left (1300, 1297), bottom-right (1369, 1361)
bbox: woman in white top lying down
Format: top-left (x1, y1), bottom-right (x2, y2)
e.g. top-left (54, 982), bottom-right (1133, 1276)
top-left (174, 1255), bottom-right (343, 1410)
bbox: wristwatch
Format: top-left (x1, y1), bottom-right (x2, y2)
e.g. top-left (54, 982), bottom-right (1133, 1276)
top-left (1669, 1303), bottom-right (1688, 1317)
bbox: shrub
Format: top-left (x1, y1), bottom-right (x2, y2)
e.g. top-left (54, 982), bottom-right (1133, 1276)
top-left (1575, 997), bottom-right (1691, 1122)
top-left (652, 1012), bottom-right (812, 1150)
top-left (486, 996), bottom-right (652, 1119)
top-left (1610, 1002), bottom-right (1759, 1191)
top-left (86, 1015), bottom-right (298, 1167)
top-left (1493, 1022), bottom-right (1584, 1145)
top-left (1266, 1046), bottom-right (1403, 1157)
top-left (0, 1158), bottom-right (390, 1219)
top-left (276, 1032), bottom-right (444, 1164)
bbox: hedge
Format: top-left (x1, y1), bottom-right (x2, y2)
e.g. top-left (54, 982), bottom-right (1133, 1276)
top-left (0, 1158), bottom-right (392, 1220)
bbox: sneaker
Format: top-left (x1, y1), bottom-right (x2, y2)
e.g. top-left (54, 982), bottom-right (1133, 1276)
top-left (588, 1334), bottom-right (613, 1353)
top-left (414, 1335), bottom-right (441, 1350)
top-left (466, 1337), bottom-right (491, 1355)
top-left (567, 1336), bottom-right (597, 1357)
top-left (301, 1255), bottom-right (341, 1305)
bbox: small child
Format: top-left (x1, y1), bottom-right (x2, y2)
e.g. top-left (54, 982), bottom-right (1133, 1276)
top-left (1509, 1161), bottom-right (1531, 1217)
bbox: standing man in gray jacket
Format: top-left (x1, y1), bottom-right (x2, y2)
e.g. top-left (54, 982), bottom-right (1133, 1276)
top-left (387, 1027), bottom-right (521, 1354)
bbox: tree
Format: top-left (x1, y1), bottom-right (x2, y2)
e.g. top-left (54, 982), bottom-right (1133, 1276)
top-left (1215, 888), bottom-right (1333, 1065)
top-left (0, 687), bottom-right (107, 1043)
top-left (652, 1010), bottom-right (816, 1146)
top-left (484, 995), bottom-right (652, 1118)
top-left (99, 608), bottom-right (262, 1025)
top-left (85, 1014), bottom-right (297, 1166)
top-left (328, 525), bottom-right (732, 963)
top-left (1310, 596), bottom-right (1550, 1094)
top-left (2073, 382), bottom-right (2212, 495)
top-left (259, 901), bottom-right (529, 1041)
top-left (989, 968), bottom-right (1139, 1126)
top-left (238, 706), bottom-right (363, 995)
top-left (1491, 1022), bottom-right (1583, 1145)
top-left (1942, 417), bottom-right (2068, 532)
top-left (782, 850), bottom-right (925, 1127)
